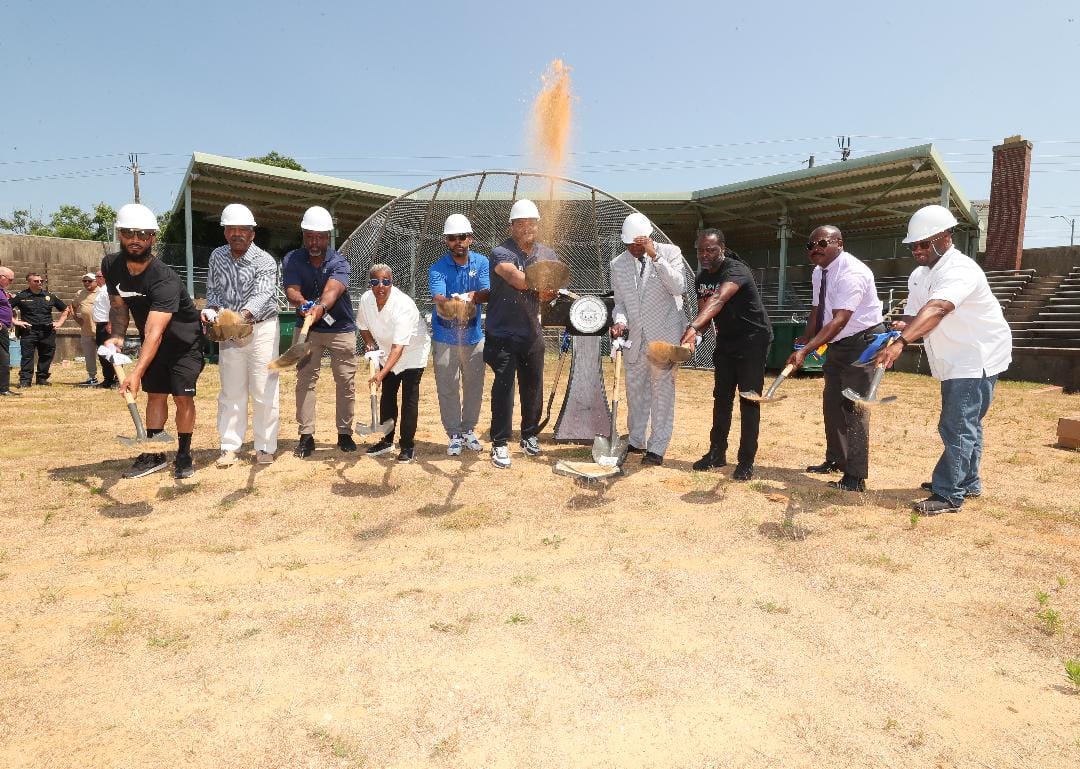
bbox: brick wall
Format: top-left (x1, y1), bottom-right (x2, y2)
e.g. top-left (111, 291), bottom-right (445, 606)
top-left (984, 136), bottom-right (1032, 271)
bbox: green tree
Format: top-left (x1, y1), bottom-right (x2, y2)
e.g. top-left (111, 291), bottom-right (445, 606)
top-left (246, 151), bottom-right (306, 172)
top-left (0, 208), bottom-right (46, 235)
top-left (0, 202), bottom-right (116, 240)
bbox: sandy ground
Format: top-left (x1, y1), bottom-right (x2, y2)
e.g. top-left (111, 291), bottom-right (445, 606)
top-left (1, 355), bottom-right (1079, 768)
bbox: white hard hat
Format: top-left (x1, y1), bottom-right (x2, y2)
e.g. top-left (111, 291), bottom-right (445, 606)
top-left (509, 199), bottom-right (541, 222)
top-left (114, 203), bottom-right (159, 231)
top-left (443, 213), bottom-right (473, 235)
top-left (621, 212), bottom-right (653, 244)
top-left (220, 203), bottom-right (257, 227)
top-left (903, 204), bottom-right (958, 243)
top-left (300, 205), bottom-right (333, 232)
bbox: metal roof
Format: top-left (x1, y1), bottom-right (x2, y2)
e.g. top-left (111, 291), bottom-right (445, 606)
top-left (622, 144), bottom-right (978, 248)
top-left (169, 152), bottom-right (404, 233)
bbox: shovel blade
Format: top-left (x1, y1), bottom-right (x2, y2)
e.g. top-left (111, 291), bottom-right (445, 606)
top-left (355, 418), bottom-right (395, 438)
top-left (117, 432), bottom-right (174, 447)
top-left (740, 390), bottom-right (788, 404)
top-left (553, 459), bottom-right (622, 482)
top-left (592, 433), bottom-right (629, 467)
top-left (267, 341), bottom-right (312, 371)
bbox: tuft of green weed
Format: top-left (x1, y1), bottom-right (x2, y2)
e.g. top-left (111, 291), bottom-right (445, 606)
top-left (909, 511), bottom-right (919, 529)
top-left (1036, 590), bottom-right (1051, 607)
top-left (42, 511), bottom-right (55, 526)
top-left (1064, 659), bottom-right (1080, 690)
top-left (541, 534), bottom-right (563, 548)
top-left (506, 613), bottom-right (531, 625)
top-left (430, 731), bottom-right (461, 759)
top-left (1037, 608), bottom-right (1062, 635)
top-left (147, 631), bottom-right (189, 649)
top-left (755, 600), bottom-right (790, 615)
top-left (1058, 575), bottom-right (1068, 589)
top-left (511, 574), bottom-right (537, 586)
top-left (884, 717), bottom-right (899, 731)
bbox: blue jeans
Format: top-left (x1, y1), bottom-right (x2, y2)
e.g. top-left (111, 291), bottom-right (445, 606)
top-left (931, 374), bottom-right (997, 506)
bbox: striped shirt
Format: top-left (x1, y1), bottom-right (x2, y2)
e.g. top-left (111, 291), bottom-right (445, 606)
top-left (205, 243), bottom-right (279, 322)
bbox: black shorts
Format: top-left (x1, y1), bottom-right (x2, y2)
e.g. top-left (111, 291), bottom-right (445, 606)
top-left (142, 339), bottom-right (205, 396)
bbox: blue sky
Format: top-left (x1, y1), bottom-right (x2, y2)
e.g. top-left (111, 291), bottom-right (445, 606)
top-left (3, 0), bottom-right (1078, 246)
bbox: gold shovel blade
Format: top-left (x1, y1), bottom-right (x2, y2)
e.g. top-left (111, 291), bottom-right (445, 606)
top-left (525, 260), bottom-right (570, 291)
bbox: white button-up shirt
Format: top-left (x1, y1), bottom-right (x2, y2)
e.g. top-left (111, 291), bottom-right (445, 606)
top-left (358, 286), bottom-right (431, 374)
top-left (811, 250), bottom-right (883, 340)
top-left (904, 247), bottom-right (1012, 380)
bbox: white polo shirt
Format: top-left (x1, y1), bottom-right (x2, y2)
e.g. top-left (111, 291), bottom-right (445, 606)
top-left (904, 247), bottom-right (1012, 380)
top-left (358, 286), bottom-right (431, 374)
top-left (92, 283), bottom-right (111, 323)
top-left (811, 250), bottom-right (883, 340)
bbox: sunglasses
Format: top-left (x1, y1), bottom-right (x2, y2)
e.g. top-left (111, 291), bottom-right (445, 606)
top-left (29, 278), bottom-right (44, 283)
top-left (445, 234), bottom-right (471, 242)
top-left (805, 238), bottom-right (837, 251)
top-left (908, 237), bottom-right (940, 252)
top-left (82, 279), bottom-right (94, 283)
top-left (369, 277), bottom-right (393, 287)
top-left (118, 228), bottom-right (155, 240)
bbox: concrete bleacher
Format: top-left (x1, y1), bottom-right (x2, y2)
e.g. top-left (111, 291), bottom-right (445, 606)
top-left (1010, 267), bottom-right (1080, 349)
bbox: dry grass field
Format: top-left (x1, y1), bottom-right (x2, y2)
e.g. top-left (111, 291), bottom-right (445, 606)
top-left (2, 355), bottom-right (1079, 768)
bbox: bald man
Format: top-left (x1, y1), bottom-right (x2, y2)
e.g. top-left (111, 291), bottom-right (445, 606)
top-left (788, 225), bottom-right (884, 492)
top-left (0, 266), bottom-right (18, 396)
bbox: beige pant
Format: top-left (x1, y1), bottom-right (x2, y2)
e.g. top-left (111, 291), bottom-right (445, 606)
top-left (79, 334), bottom-right (98, 379)
top-left (295, 331), bottom-right (357, 435)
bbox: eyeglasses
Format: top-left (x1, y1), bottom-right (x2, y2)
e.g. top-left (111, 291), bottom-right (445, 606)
top-left (445, 234), bottom-right (471, 242)
top-left (118, 228), bottom-right (155, 240)
top-left (805, 238), bottom-right (837, 251)
top-left (369, 277), bottom-right (393, 287)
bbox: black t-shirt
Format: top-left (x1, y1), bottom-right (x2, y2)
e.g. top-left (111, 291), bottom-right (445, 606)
top-left (696, 255), bottom-right (771, 341)
top-left (102, 253), bottom-right (202, 348)
top-left (12, 289), bottom-right (66, 327)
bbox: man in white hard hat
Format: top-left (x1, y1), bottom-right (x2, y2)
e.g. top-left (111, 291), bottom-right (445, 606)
top-left (680, 229), bottom-right (771, 481)
top-left (102, 203), bottom-right (204, 479)
top-left (282, 206), bottom-right (358, 460)
top-left (608, 212), bottom-right (686, 466)
top-left (429, 214), bottom-right (490, 455)
top-left (484, 199), bottom-right (559, 469)
top-left (203, 203), bottom-right (280, 467)
top-left (786, 225), bottom-right (886, 493)
top-left (72, 272), bottom-right (101, 386)
top-left (875, 204), bottom-right (1012, 515)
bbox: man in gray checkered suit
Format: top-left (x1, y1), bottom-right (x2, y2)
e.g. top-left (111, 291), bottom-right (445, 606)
top-left (608, 213), bottom-right (687, 466)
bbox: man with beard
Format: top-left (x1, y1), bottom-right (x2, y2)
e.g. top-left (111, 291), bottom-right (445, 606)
top-left (788, 225), bottom-right (885, 493)
top-left (484, 199), bottom-right (558, 469)
top-left (681, 229), bottom-right (771, 481)
top-left (429, 213), bottom-right (490, 456)
top-left (102, 203), bottom-right (203, 479)
top-left (202, 203), bottom-right (280, 467)
top-left (10, 271), bottom-right (70, 387)
top-left (282, 206), bottom-right (358, 460)
top-left (875, 205), bottom-right (1011, 515)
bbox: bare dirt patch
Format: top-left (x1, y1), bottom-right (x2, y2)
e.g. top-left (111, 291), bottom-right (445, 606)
top-left (2, 361), bottom-right (1079, 768)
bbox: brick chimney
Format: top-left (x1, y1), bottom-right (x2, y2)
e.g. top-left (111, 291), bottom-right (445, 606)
top-left (984, 135), bottom-right (1032, 271)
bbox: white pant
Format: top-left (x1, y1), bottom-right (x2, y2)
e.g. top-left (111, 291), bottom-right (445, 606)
top-left (217, 318), bottom-right (280, 453)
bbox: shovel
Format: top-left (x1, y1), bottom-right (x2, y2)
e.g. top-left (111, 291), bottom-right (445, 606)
top-left (354, 355), bottom-right (395, 437)
top-left (592, 332), bottom-right (629, 467)
top-left (842, 363), bottom-right (897, 408)
top-left (646, 340), bottom-right (693, 365)
top-left (741, 363), bottom-right (794, 404)
top-left (112, 361), bottom-right (173, 447)
top-left (267, 313), bottom-right (317, 371)
top-left (525, 260), bottom-right (570, 291)
top-left (538, 331), bottom-right (571, 431)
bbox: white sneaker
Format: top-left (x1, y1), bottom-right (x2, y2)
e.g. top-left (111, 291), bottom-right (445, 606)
top-left (519, 436), bottom-right (542, 457)
top-left (447, 435), bottom-right (463, 456)
top-left (215, 450), bottom-right (238, 468)
top-left (256, 450), bottom-right (274, 465)
top-left (491, 445), bottom-right (511, 469)
top-left (462, 430), bottom-right (483, 452)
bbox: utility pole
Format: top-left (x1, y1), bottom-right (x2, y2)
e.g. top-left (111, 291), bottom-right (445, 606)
top-left (1052, 215), bottom-right (1076, 247)
top-left (127, 153), bottom-right (142, 203)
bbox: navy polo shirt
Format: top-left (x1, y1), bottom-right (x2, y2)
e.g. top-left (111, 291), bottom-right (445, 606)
top-left (428, 251), bottom-right (489, 345)
top-left (486, 238), bottom-right (557, 342)
top-left (281, 246), bottom-right (356, 333)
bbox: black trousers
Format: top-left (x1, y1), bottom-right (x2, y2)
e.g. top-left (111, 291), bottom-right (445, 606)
top-left (484, 334), bottom-right (545, 447)
top-left (0, 330), bottom-right (10, 393)
top-left (380, 367), bottom-right (424, 449)
top-left (19, 326), bottom-right (55, 385)
top-left (95, 322), bottom-right (117, 384)
top-left (710, 332), bottom-right (771, 465)
top-left (820, 326), bottom-right (884, 480)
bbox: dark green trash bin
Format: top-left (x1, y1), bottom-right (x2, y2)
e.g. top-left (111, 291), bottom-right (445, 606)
top-left (767, 320), bottom-right (826, 372)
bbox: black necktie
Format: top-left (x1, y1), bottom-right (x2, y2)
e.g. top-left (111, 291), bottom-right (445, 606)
top-left (638, 257), bottom-right (646, 278)
top-left (813, 269), bottom-right (828, 330)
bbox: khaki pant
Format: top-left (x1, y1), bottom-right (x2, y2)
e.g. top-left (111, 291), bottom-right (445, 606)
top-left (79, 334), bottom-right (98, 380)
top-left (296, 331), bottom-right (357, 435)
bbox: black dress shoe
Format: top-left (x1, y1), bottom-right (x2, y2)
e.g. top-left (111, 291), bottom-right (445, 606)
top-left (0, 390), bottom-right (20, 397)
top-left (733, 462), bottom-right (754, 481)
top-left (294, 434), bottom-right (315, 458)
top-left (626, 444), bottom-right (646, 454)
top-left (641, 451), bottom-right (663, 466)
top-left (806, 460), bottom-right (842, 474)
top-left (828, 474), bottom-right (866, 492)
top-left (692, 451), bottom-right (726, 471)
top-left (337, 433), bottom-right (357, 452)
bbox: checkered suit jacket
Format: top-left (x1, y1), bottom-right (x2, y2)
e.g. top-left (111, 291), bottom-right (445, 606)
top-left (610, 242), bottom-right (687, 365)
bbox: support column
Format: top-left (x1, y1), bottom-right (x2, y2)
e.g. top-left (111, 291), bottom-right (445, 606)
top-left (776, 205), bottom-right (790, 310)
top-left (184, 183), bottom-right (194, 298)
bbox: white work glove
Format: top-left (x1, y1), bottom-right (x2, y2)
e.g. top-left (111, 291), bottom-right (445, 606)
top-left (201, 308), bottom-right (218, 323)
top-left (450, 292), bottom-right (467, 302)
top-left (364, 349), bottom-right (386, 366)
top-left (610, 337), bottom-right (632, 359)
top-left (97, 343), bottom-right (132, 365)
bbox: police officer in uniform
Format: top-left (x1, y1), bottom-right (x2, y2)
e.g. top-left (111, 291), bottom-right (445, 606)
top-left (11, 272), bottom-right (70, 387)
